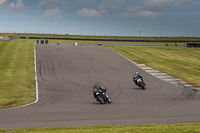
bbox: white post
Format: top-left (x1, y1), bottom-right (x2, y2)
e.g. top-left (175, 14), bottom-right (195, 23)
top-left (75, 42), bottom-right (78, 46)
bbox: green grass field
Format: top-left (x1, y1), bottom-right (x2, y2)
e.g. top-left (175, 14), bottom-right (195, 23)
top-left (104, 46), bottom-right (200, 86)
top-left (0, 39), bottom-right (35, 108)
top-left (0, 38), bottom-right (200, 132)
top-left (1, 123), bottom-right (200, 133)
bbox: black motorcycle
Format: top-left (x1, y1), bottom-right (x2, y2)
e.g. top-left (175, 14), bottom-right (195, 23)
top-left (93, 84), bottom-right (111, 104)
top-left (134, 76), bottom-right (146, 89)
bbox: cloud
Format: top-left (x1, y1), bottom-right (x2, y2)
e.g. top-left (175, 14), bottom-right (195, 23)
top-left (0, 0), bottom-right (7, 5)
top-left (43, 8), bottom-right (63, 19)
top-left (144, 0), bottom-right (191, 12)
top-left (137, 11), bottom-right (160, 18)
top-left (99, 0), bottom-right (127, 13)
top-left (144, 0), bottom-right (172, 12)
top-left (121, 7), bottom-right (137, 19)
top-left (38, 0), bottom-right (61, 8)
top-left (77, 8), bottom-right (103, 17)
top-left (121, 7), bottom-right (160, 19)
top-left (0, 0), bottom-right (195, 20)
top-left (44, 8), bottom-right (60, 16)
top-left (77, 0), bottom-right (128, 17)
top-left (0, 0), bottom-right (25, 9)
top-left (121, 0), bottom-right (192, 19)
top-left (15, 0), bottom-right (24, 9)
top-left (10, 2), bottom-right (14, 8)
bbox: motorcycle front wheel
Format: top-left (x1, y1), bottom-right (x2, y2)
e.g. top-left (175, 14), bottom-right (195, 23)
top-left (108, 98), bottom-right (112, 103)
top-left (97, 95), bottom-right (105, 104)
top-left (140, 82), bottom-right (145, 89)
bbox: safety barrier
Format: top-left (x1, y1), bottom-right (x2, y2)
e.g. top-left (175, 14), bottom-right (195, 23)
top-left (187, 43), bottom-right (200, 48)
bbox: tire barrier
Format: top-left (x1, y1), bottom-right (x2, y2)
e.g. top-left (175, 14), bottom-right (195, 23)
top-left (187, 43), bottom-right (200, 48)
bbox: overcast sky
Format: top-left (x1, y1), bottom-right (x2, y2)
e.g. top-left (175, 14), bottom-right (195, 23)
top-left (0, 0), bottom-right (200, 37)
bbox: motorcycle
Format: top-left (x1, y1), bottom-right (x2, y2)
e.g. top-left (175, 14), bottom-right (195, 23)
top-left (93, 84), bottom-right (111, 104)
top-left (134, 76), bottom-right (146, 89)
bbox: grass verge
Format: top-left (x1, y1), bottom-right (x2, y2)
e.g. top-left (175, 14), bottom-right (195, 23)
top-left (0, 123), bottom-right (200, 133)
top-left (0, 39), bottom-right (35, 109)
top-left (104, 46), bottom-right (200, 86)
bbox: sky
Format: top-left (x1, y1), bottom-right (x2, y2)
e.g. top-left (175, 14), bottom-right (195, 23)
top-left (0, 0), bottom-right (200, 37)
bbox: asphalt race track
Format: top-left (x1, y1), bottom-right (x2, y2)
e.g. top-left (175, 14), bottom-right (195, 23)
top-left (0, 44), bottom-right (200, 129)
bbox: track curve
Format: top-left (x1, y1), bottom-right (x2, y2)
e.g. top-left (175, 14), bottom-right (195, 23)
top-left (0, 44), bottom-right (200, 129)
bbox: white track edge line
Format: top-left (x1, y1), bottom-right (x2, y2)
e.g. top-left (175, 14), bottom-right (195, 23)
top-left (2, 43), bottom-right (39, 110)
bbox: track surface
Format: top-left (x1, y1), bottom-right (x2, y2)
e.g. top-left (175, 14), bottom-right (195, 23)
top-left (0, 44), bottom-right (200, 129)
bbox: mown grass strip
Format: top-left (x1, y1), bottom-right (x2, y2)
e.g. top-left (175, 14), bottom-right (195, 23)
top-left (0, 39), bottom-right (35, 109)
top-left (104, 46), bottom-right (200, 86)
top-left (0, 123), bottom-right (200, 133)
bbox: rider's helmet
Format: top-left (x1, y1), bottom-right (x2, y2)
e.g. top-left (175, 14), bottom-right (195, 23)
top-left (135, 72), bottom-right (139, 76)
top-left (100, 86), bottom-right (106, 91)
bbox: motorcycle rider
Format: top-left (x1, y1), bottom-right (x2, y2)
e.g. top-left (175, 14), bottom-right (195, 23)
top-left (133, 72), bottom-right (143, 86)
top-left (93, 84), bottom-right (107, 98)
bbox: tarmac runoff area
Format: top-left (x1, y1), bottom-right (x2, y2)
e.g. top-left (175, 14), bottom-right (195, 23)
top-left (0, 44), bottom-right (200, 129)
